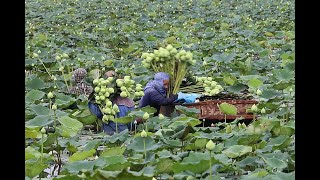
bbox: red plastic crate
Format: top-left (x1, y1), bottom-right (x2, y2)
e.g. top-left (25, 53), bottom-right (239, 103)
top-left (160, 99), bottom-right (258, 121)
top-left (181, 99), bottom-right (258, 121)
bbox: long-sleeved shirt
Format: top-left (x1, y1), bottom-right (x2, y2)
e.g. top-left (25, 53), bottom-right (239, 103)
top-left (139, 87), bottom-right (177, 116)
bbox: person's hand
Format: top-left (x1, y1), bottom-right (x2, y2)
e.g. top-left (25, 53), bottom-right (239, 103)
top-left (169, 94), bottom-right (178, 100)
top-left (105, 70), bottom-right (115, 77)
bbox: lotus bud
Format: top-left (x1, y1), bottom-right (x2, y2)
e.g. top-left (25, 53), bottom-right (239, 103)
top-left (55, 55), bottom-right (61, 60)
top-left (261, 108), bottom-right (266, 114)
top-left (51, 104), bottom-right (57, 110)
top-left (47, 92), bottom-right (54, 99)
top-left (143, 112), bottom-right (149, 120)
top-left (33, 53), bottom-right (39, 58)
top-left (206, 140), bottom-right (215, 151)
top-left (256, 89), bottom-right (262, 95)
top-left (40, 127), bottom-right (46, 134)
top-left (159, 113), bottom-right (164, 120)
top-left (186, 176), bottom-right (194, 180)
top-left (251, 104), bottom-right (258, 112)
top-left (241, 123), bottom-right (247, 128)
top-left (226, 125), bottom-right (232, 133)
top-left (141, 130), bottom-right (147, 137)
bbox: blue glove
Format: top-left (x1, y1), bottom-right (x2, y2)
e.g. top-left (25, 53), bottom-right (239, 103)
top-left (174, 92), bottom-right (201, 103)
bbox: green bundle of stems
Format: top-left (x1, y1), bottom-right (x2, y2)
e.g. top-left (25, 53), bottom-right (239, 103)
top-left (173, 61), bottom-right (188, 94)
top-left (147, 51), bottom-right (192, 97)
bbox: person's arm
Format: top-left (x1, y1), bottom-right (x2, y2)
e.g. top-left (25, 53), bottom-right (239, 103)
top-left (149, 90), bottom-right (177, 106)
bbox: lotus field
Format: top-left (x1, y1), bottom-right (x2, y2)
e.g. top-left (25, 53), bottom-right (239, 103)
top-left (25, 0), bottom-right (295, 179)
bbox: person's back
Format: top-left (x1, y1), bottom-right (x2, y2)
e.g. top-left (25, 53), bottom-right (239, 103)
top-left (88, 70), bottom-right (135, 135)
top-left (102, 96), bottom-right (135, 134)
top-left (139, 87), bottom-right (176, 116)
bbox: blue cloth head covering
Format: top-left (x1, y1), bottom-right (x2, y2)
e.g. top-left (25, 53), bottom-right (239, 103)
top-left (144, 72), bottom-right (170, 95)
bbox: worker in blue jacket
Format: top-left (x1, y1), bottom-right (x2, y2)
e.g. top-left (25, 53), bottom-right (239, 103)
top-left (139, 72), bottom-right (178, 116)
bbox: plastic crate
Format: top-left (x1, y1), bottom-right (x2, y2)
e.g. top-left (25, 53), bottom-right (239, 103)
top-left (160, 99), bottom-right (258, 121)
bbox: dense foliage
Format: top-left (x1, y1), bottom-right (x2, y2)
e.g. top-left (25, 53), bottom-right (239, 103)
top-left (25, 0), bottom-right (295, 179)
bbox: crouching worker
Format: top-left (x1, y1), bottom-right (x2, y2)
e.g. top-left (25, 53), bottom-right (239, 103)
top-left (138, 72), bottom-right (178, 118)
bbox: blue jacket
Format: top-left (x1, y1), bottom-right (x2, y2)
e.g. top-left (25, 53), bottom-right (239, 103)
top-left (88, 102), bottom-right (134, 135)
top-left (139, 88), bottom-right (177, 116)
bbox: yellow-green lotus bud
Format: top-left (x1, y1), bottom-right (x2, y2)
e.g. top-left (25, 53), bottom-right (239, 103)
top-left (100, 88), bottom-right (106, 94)
top-left (136, 86), bottom-right (143, 91)
top-left (94, 87), bottom-right (100, 93)
top-left (186, 176), bottom-right (194, 180)
top-left (51, 75), bottom-right (57, 81)
top-left (102, 80), bottom-right (109, 86)
top-left (33, 52), bottom-right (39, 58)
top-left (103, 108), bottom-right (112, 114)
top-left (185, 52), bottom-right (193, 60)
top-left (226, 125), bottom-right (232, 133)
top-left (241, 123), bottom-right (247, 128)
top-left (251, 104), bottom-right (258, 112)
top-left (261, 108), bottom-right (266, 114)
top-left (100, 95), bottom-right (105, 101)
top-left (120, 91), bottom-right (127, 97)
top-left (256, 89), bottom-right (262, 95)
top-left (248, 88), bottom-right (255, 93)
top-left (124, 79), bottom-right (131, 85)
top-left (117, 81), bottom-right (124, 87)
top-left (141, 53), bottom-right (149, 59)
top-left (143, 112), bottom-right (149, 120)
top-left (109, 115), bottom-right (115, 121)
top-left (124, 76), bottom-right (131, 80)
top-left (93, 79), bottom-right (99, 85)
top-left (139, 91), bottom-right (145, 96)
top-left (159, 113), bottom-right (164, 120)
top-left (116, 79), bottom-right (122, 83)
top-left (206, 140), bottom-right (215, 151)
top-left (166, 44), bottom-right (173, 51)
top-left (170, 48), bottom-right (178, 55)
top-left (113, 104), bottom-right (119, 113)
top-left (152, 177), bottom-right (157, 180)
top-left (216, 85), bottom-right (223, 91)
top-left (40, 127), bottom-right (46, 134)
top-left (102, 115), bottom-right (109, 122)
top-left (47, 92), bottom-right (54, 99)
top-left (106, 101), bottom-right (112, 107)
top-left (55, 55), bottom-right (61, 60)
top-left (108, 88), bottom-right (114, 94)
top-left (51, 104), bottom-right (57, 110)
top-left (141, 130), bottom-right (147, 137)
top-left (289, 87), bottom-right (293, 92)
top-left (238, 123), bottom-right (242, 129)
top-left (134, 92), bottom-right (140, 97)
top-left (62, 53), bottom-right (69, 58)
top-left (120, 86), bottom-right (127, 91)
top-left (203, 61), bottom-right (207, 66)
